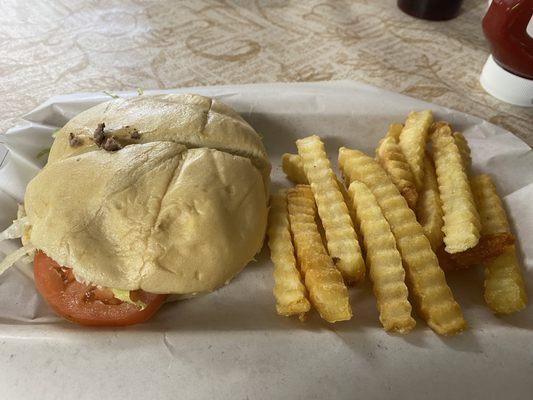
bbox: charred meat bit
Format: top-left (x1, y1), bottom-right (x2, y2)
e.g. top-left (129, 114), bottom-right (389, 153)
top-left (130, 129), bottom-right (141, 140)
top-left (102, 136), bottom-right (123, 152)
top-left (93, 122), bottom-right (106, 145)
top-left (69, 132), bottom-right (83, 147)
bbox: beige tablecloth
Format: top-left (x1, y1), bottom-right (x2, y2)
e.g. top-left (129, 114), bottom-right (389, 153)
top-left (1, 0), bottom-right (531, 145)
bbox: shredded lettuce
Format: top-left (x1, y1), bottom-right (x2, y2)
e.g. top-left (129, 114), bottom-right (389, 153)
top-left (36, 148), bottom-right (51, 160)
top-left (16, 204), bottom-right (26, 220)
top-left (1, 206), bottom-right (29, 243)
top-left (103, 90), bottom-right (120, 99)
top-left (0, 206), bottom-right (34, 276)
top-left (137, 87), bottom-right (144, 96)
top-left (0, 245), bottom-right (35, 276)
top-left (111, 288), bottom-right (147, 310)
top-left (0, 217), bottom-right (27, 241)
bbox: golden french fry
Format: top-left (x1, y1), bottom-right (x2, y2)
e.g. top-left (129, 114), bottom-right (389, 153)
top-left (416, 156), bottom-right (444, 250)
top-left (267, 191), bottom-right (311, 318)
top-left (385, 123), bottom-right (403, 141)
top-left (281, 152), bottom-right (362, 240)
top-left (296, 135), bottom-right (365, 284)
top-left (339, 182), bottom-right (366, 257)
top-left (282, 153), bottom-right (308, 184)
top-left (287, 185), bottom-right (352, 322)
top-left (470, 174), bottom-right (527, 314)
top-left (284, 153), bottom-right (356, 218)
top-left (398, 110), bottom-right (433, 191)
top-left (339, 147), bottom-right (466, 335)
top-left (430, 122), bottom-right (481, 253)
top-left (453, 131), bottom-right (471, 169)
top-left (376, 134), bottom-right (418, 209)
top-left (484, 246), bottom-right (527, 314)
top-left (348, 180), bottom-right (415, 333)
top-left (439, 233), bottom-right (515, 271)
top-left (471, 174), bottom-right (510, 235)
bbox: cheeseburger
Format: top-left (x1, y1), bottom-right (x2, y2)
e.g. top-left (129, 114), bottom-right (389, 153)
top-left (0, 94), bottom-right (270, 326)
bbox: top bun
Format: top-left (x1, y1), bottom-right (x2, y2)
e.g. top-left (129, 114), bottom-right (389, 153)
top-left (48, 93), bottom-right (270, 191)
top-left (24, 94), bottom-right (269, 294)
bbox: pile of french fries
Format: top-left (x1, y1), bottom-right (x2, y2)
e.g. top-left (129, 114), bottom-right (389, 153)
top-left (267, 110), bottom-right (527, 336)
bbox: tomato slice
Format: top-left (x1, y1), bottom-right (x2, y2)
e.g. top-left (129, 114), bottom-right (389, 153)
top-left (34, 251), bottom-right (167, 326)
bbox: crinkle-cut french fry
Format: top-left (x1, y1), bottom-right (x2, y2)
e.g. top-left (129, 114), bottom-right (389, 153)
top-left (296, 135), bottom-right (365, 284)
top-left (339, 147), bottom-right (466, 335)
top-left (268, 191), bottom-right (311, 318)
top-left (451, 232), bottom-right (514, 267)
top-left (376, 134), bottom-right (418, 209)
top-left (439, 233), bottom-right (515, 271)
top-left (282, 153), bottom-right (308, 184)
top-left (281, 153), bottom-right (362, 239)
top-left (453, 131), bottom-right (471, 169)
top-left (470, 174), bottom-right (527, 314)
top-left (287, 185), bottom-right (352, 322)
top-left (348, 180), bottom-right (415, 333)
top-left (416, 156), bottom-right (444, 251)
top-left (430, 122), bottom-right (481, 253)
top-left (483, 246), bottom-right (527, 314)
top-left (398, 110), bottom-right (433, 191)
top-left (471, 174), bottom-right (510, 235)
top-left (385, 123), bottom-right (403, 141)
top-left (335, 174), bottom-right (361, 235)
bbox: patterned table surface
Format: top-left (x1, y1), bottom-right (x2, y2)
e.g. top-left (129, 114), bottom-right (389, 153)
top-left (1, 0), bottom-right (531, 145)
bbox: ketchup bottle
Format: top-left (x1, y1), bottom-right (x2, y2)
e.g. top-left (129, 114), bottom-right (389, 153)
top-left (480, 0), bottom-right (533, 106)
top-left (397, 0), bottom-right (464, 21)
top-left (482, 0), bottom-right (533, 79)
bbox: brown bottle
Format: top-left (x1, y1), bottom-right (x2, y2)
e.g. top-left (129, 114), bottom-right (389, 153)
top-left (398, 0), bottom-right (464, 21)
